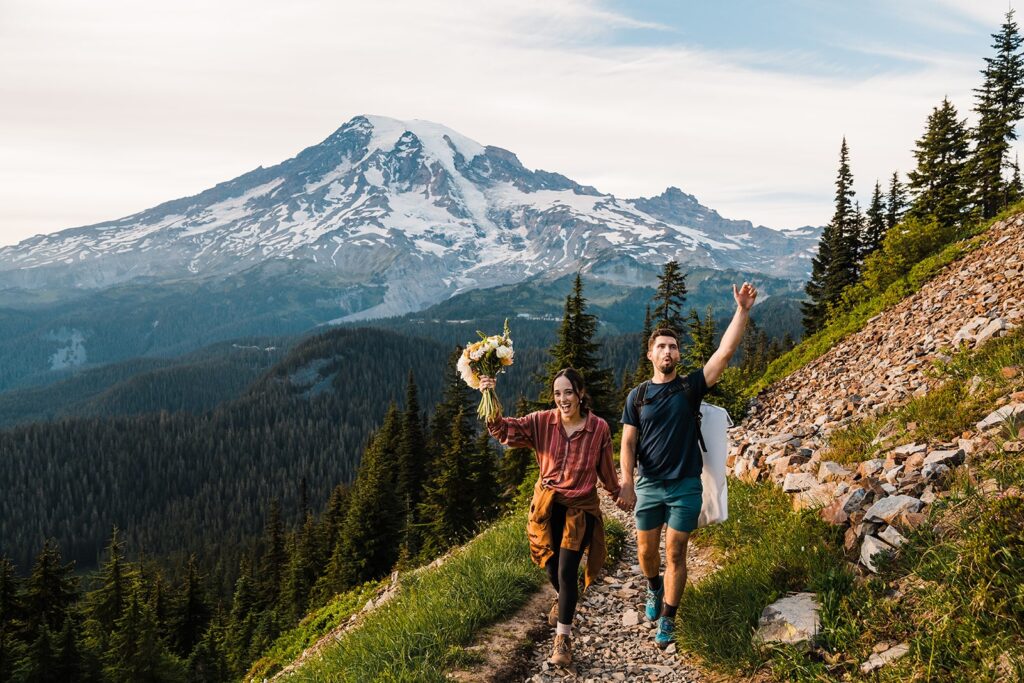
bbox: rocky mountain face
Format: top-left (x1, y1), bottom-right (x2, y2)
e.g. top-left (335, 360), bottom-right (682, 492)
top-left (728, 213), bottom-right (1024, 578)
top-left (0, 115), bottom-right (818, 321)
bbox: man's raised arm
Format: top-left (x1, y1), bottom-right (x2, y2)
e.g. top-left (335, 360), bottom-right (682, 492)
top-left (703, 282), bottom-right (758, 387)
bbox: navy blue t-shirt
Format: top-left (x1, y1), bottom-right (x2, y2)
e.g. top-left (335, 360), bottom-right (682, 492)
top-left (621, 369), bottom-right (709, 480)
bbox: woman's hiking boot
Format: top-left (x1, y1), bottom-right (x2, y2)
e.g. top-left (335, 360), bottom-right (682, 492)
top-left (644, 585), bottom-right (664, 621)
top-left (655, 616), bottom-right (674, 649)
top-left (547, 601), bottom-right (558, 627)
top-left (549, 633), bottom-right (572, 667)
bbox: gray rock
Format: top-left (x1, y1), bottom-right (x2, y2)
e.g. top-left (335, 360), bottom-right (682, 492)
top-left (864, 495), bottom-right (923, 523)
top-left (754, 592), bottom-right (820, 648)
top-left (977, 403), bottom-right (1024, 431)
top-left (922, 449), bottom-right (964, 467)
top-left (818, 461), bottom-right (851, 482)
top-left (878, 525), bottom-right (907, 548)
top-left (860, 642), bottom-right (910, 673)
top-left (860, 535), bottom-right (894, 573)
top-left (922, 462), bottom-right (950, 481)
top-left (783, 472), bottom-right (819, 493)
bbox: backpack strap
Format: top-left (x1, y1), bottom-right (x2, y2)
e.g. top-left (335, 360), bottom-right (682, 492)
top-left (634, 378), bottom-right (708, 453)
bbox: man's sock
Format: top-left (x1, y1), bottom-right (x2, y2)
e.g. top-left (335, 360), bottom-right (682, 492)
top-left (660, 603), bottom-right (678, 619)
top-left (647, 575), bottom-right (663, 592)
top-left (556, 621), bottom-right (572, 636)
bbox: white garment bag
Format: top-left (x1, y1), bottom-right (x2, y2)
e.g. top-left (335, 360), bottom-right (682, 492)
top-left (697, 402), bottom-right (731, 527)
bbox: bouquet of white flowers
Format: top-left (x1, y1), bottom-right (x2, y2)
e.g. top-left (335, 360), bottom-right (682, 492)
top-left (457, 319), bottom-right (514, 421)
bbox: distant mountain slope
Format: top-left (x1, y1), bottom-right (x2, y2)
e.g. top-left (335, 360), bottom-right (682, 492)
top-left (0, 337), bottom-right (291, 428)
top-left (0, 115), bottom-right (818, 317)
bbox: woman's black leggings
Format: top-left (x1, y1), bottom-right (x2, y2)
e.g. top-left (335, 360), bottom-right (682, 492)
top-left (545, 502), bottom-right (597, 625)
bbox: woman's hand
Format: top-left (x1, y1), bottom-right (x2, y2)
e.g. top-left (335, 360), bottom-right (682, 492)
top-left (479, 375), bottom-right (496, 391)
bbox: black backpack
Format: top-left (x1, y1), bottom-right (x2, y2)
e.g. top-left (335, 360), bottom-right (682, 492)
top-left (632, 378), bottom-right (706, 453)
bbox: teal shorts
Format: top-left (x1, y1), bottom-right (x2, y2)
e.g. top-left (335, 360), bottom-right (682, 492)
top-left (634, 475), bottom-right (703, 533)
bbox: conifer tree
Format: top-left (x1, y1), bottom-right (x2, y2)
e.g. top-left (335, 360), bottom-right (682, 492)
top-left (396, 370), bottom-right (428, 554)
top-left (1011, 154), bottom-right (1024, 203)
top-left (225, 560), bottom-right (258, 676)
top-left (418, 407), bottom-right (476, 557)
top-left (686, 305), bottom-right (717, 371)
top-left (430, 348), bottom-right (477, 460)
top-left (0, 556), bottom-right (21, 630)
top-left (84, 529), bottom-right (132, 657)
top-left (970, 10), bottom-right (1024, 218)
top-left (186, 613), bottom-right (229, 683)
top-left (652, 261), bottom-right (688, 332)
top-left (279, 514), bottom-right (320, 622)
top-left (257, 500), bottom-right (286, 609)
top-left (803, 138), bottom-right (858, 333)
top-left (633, 305), bottom-right (653, 385)
top-left (103, 579), bottom-right (184, 683)
top-left (537, 273), bottom-right (617, 427)
top-left (907, 97), bottom-right (972, 228)
top-left (25, 540), bottom-right (78, 635)
top-left (496, 397), bottom-right (534, 497)
top-left (18, 623), bottom-right (56, 683)
top-left (886, 171), bottom-right (908, 230)
top-left (171, 556), bottom-right (211, 658)
top-left (336, 407), bottom-right (403, 587)
top-left (468, 430), bottom-right (500, 523)
top-left (52, 614), bottom-right (87, 682)
top-left (863, 181), bottom-right (887, 258)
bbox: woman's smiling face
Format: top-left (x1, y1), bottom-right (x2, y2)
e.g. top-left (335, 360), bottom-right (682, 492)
top-left (552, 375), bottom-right (581, 420)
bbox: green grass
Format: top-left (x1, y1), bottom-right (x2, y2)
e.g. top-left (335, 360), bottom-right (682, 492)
top-left (820, 326), bottom-right (1024, 465)
top-left (676, 481), bottom-right (848, 673)
top-left (288, 511), bottom-right (546, 682)
top-left (749, 206), bottom-right (1017, 397)
top-left (245, 581), bottom-right (384, 681)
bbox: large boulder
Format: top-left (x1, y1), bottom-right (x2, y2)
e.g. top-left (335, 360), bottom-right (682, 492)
top-left (754, 592), bottom-right (820, 649)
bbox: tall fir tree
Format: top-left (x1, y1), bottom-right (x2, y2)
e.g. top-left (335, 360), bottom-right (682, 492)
top-left (885, 171), bottom-right (908, 230)
top-left (417, 407), bottom-right (477, 558)
top-left (24, 540), bottom-right (79, 636)
top-left (803, 137), bottom-right (858, 334)
top-left (396, 370), bottom-right (428, 558)
top-left (863, 181), bottom-right (888, 258)
top-left (335, 406), bottom-right (403, 587)
top-left (652, 261), bottom-right (688, 332)
top-left (907, 97), bottom-right (972, 228)
top-left (257, 500), bottom-right (286, 610)
top-left (102, 579), bottom-right (184, 683)
top-left (496, 397), bottom-right (535, 497)
top-left (536, 273), bottom-right (617, 428)
top-left (429, 348), bottom-right (477, 460)
top-left (171, 556), bottom-right (211, 658)
top-left (468, 430), bottom-right (501, 523)
top-left (633, 305), bottom-right (653, 386)
top-left (686, 305), bottom-right (717, 371)
top-left (225, 560), bottom-right (258, 677)
top-left (969, 10), bottom-right (1024, 218)
top-left (84, 529), bottom-right (132, 658)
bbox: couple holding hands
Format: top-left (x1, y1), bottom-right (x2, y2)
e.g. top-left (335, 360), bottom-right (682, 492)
top-left (480, 282), bottom-right (757, 667)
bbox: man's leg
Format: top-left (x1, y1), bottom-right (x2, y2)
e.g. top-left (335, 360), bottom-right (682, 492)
top-left (662, 528), bottom-right (691, 610)
top-left (636, 527), bottom-right (663, 579)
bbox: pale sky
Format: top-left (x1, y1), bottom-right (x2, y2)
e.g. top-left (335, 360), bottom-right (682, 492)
top-left (0, 0), bottom-right (1019, 246)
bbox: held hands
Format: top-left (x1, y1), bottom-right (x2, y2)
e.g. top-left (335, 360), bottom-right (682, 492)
top-left (733, 282), bottom-right (758, 311)
top-left (616, 480), bottom-right (636, 512)
top-left (478, 375), bottom-right (496, 391)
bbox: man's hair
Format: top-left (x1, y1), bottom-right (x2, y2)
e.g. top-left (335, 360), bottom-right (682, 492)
top-left (553, 367), bottom-right (592, 414)
top-left (647, 327), bottom-right (680, 349)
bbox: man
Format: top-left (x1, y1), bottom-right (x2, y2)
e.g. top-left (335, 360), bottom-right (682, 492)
top-left (617, 282), bottom-right (757, 649)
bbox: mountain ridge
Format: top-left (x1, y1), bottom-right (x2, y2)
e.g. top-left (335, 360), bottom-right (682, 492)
top-left (0, 115), bottom-right (820, 321)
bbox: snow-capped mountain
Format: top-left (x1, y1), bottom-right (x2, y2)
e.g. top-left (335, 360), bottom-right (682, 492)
top-left (0, 115), bottom-right (819, 320)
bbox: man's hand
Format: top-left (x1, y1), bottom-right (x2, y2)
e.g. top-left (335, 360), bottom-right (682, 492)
top-left (733, 282), bottom-right (758, 311)
top-left (616, 481), bottom-right (636, 511)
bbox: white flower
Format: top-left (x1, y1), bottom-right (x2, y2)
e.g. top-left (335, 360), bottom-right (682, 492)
top-left (495, 345), bottom-right (513, 359)
top-left (469, 346), bottom-right (485, 361)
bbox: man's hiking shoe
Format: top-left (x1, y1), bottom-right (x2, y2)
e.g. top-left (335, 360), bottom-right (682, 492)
top-left (547, 601), bottom-right (558, 627)
top-left (549, 634), bottom-right (572, 667)
top-left (655, 616), bottom-right (674, 649)
top-left (644, 586), bottom-right (664, 621)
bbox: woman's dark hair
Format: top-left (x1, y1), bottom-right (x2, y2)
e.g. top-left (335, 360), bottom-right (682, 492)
top-left (552, 367), bottom-right (592, 414)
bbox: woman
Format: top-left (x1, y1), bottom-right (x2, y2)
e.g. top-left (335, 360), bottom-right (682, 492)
top-left (479, 368), bottom-right (620, 668)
